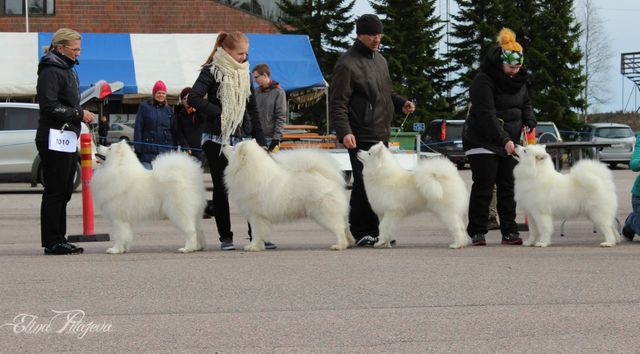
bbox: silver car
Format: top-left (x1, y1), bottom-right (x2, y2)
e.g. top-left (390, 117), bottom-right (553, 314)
top-left (580, 123), bottom-right (635, 167)
top-left (0, 102), bottom-right (96, 191)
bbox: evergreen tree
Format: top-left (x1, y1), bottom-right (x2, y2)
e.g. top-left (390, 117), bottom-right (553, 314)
top-left (370, 0), bottom-right (452, 126)
top-left (276, 0), bottom-right (355, 131)
top-left (447, 0), bottom-right (502, 108)
top-left (528, 0), bottom-right (585, 127)
top-left (277, 0), bottom-right (355, 80)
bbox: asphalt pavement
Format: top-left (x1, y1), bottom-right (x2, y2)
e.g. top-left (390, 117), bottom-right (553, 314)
top-left (0, 168), bottom-right (639, 353)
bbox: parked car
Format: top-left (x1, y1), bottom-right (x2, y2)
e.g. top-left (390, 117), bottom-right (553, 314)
top-left (106, 122), bottom-right (135, 143)
top-left (421, 119), bottom-right (466, 168)
top-left (578, 122), bottom-right (635, 167)
top-left (0, 102), bottom-right (96, 191)
top-left (535, 121), bottom-right (563, 169)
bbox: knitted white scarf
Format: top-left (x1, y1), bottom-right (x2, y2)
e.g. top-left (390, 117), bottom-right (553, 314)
top-left (210, 48), bottom-right (251, 145)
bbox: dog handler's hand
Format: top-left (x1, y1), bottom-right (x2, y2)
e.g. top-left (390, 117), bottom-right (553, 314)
top-left (82, 110), bottom-right (95, 124)
top-left (343, 134), bottom-right (357, 149)
top-left (505, 140), bottom-right (516, 155)
top-left (402, 100), bottom-right (416, 115)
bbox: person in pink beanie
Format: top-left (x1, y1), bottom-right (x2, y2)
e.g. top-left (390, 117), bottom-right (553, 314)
top-left (134, 79), bottom-right (177, 169)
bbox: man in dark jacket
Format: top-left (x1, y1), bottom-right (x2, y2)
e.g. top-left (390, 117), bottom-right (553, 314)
top-left (329, 14), bottom-right (415, 247)
top-left (463, 28), bottom-right (537, 246)
top-left (36, 28), bottom-right (95, 255)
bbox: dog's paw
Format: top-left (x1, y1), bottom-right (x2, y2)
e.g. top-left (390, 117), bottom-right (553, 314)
top-left (449, 242), bottom-right (467, 249)
top-left (534, 242), bottom-right (550, 247)
top-left (523, 240), bottom-right (533, 246)
top-left (374, 240), bottom-right (392, 248)
top-left (330, 243), bottom-right (348, 251)
top-left (106, 247), bottom-right (124, 254)
top-left (600, 241), bottom-right (615, 247)
top-left (178, 247), bottom-right (197, 253)
top-left (244, 243), bottom-right (265, 252)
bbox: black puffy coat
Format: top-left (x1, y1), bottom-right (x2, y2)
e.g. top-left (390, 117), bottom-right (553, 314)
top-left (35, 50), bottom-right (83, 142)
top-left (463, 46), bottom-right (536, 155)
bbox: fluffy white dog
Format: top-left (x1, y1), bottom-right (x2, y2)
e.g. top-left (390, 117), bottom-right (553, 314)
top-left (223, 140), bottom-right (355, 251)
top-left (358, 142), bottom-right (470, 249)
top-left (513, 144), bottom-right (620, 247)
top-left (92, 141), bottom-right (207, 253)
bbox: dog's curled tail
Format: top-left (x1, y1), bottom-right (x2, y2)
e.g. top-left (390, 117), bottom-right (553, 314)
top-left (414, 157), bottom-right (459, 201)
top-left (571, 159), bottom-right (615, 192)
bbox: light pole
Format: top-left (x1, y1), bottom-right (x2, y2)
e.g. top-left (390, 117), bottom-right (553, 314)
top-left (24, 0), bottom-right (29, 32)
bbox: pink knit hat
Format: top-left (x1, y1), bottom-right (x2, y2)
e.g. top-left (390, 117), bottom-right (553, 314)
top-left (152, 80), bottom-right (167, 94)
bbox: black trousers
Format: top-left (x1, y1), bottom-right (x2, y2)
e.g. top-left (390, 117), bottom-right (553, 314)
top-left (202, 141), bottom-right (233, 242)
top-left (347, 141), bottom-right (383, 240)
top-left (467, 153), bottom-right (519, 236)
top-left (36, 141), bottom-right (77, 248)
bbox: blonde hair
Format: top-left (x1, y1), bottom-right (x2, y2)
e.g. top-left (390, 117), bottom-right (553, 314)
top-left (44, 28), bottom-right (81, 54)
top-left (202, 31), bottom-right (248, 67)
top-left (497, 28), bottom-right (522, 53)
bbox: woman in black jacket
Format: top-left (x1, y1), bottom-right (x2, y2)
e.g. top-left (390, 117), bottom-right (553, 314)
top-left (36, 28), bottom-right (95, 255)
top-left (188, 31), bottom-right (266, 251)
top-left (463, 28), bottom-right (537, 246)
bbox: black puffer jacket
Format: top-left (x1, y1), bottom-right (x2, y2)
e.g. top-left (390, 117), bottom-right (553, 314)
top-left (187, 64), bottom-right (266, 146)
top-left (35, 50), bottom-right (83, 142)
top-left (463, 46), bottom-right (536, 155)
top-left (329, 39), bottom-right (407, 143)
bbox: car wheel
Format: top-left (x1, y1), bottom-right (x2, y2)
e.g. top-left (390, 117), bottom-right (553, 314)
top-left (39, 161), bottom-right (82, 192)
top-left (608, 162), bottom-right (618, 168)
top-left (119, 136), bottom-right (129, 142)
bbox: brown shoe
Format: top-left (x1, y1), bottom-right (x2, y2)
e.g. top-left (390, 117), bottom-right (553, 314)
top-left (501, 233), bottom-right (523, 245)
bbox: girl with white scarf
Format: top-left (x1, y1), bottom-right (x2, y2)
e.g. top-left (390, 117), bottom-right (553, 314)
top-left (188, 31), bottom-right (266, 251)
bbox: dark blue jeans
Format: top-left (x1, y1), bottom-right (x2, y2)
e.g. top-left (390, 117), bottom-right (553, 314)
top-left (624, 195), bottom-right (640, 234)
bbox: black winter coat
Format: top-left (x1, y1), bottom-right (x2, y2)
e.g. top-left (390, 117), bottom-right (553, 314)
top-left (329, 39), bottom-right (407, 143)
top-left (35, 50), bottom-right (83, 142)
top-left (176, 106), bottom-right (203, 150)
top-left (187, 64), bottom-right (266, 146)
top-left (463, 46), bottom-right (536, 155)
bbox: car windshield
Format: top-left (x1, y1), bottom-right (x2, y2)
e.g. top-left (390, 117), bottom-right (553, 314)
top-left (536, 124), bottom-right (556, 136)
top-left (595, 127), bottom-right (633, 139)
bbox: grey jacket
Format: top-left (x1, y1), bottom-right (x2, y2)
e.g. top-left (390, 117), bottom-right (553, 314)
top-left (255, 82), bottom-right (287, 140)
top-left (329, 39), bottom-right (407, 143)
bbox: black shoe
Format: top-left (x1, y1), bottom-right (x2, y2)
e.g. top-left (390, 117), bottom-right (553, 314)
top-left (356, 235), bottom-right (377, 247)
top-left (44, 242), bottom-right (84, 255)
top-left (501, 233), bottom-right (523, 245)
top-left (622, 225), bottom-right (635, 241)
top-left (470, 234), bottom-right (486, 246)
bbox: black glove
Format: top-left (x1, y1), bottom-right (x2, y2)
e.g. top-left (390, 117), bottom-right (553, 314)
top-left (268, 139), bottom-right (280, 152)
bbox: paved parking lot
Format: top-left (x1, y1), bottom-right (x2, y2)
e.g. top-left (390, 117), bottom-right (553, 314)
top-left (0, 168), bottom-right (639, 353)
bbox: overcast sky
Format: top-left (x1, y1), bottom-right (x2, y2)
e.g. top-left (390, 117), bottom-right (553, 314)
top-left (352, 0), bottom-right (640, 113)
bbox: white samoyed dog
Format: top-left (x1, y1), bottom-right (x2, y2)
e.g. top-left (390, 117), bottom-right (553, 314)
top-left (358, 142), bottom-right (470, 249)
top-left (92, 141), bottom-right (207, 253)
top-left (223, 140), bottom-right (355, 251)
top-left (513, 144), bottom-right (619, 247)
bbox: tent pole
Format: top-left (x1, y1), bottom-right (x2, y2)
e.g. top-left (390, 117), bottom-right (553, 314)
top-left (325, 88), bottom-right (329, 135)
top-left (24, 0), bottom-right (29, 32)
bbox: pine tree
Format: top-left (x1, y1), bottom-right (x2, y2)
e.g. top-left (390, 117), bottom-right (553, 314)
top-left (370, 0), bottom-right (452, 126)
top-left (447, 0), bottom-right (503, 107)
top-left (528, 0), bottom-right (585, 127)
top-left (277, 0), bottom-right (355, 80)
top-left (276, 0), bottom-right (355, 131)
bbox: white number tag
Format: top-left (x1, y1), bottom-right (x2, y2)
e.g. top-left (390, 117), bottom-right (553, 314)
top-left (48, 128), bottom-right (77, 153)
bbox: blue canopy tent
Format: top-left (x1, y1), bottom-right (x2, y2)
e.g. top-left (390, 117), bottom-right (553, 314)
top-left (1, 32), bottom-right (326, 98)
